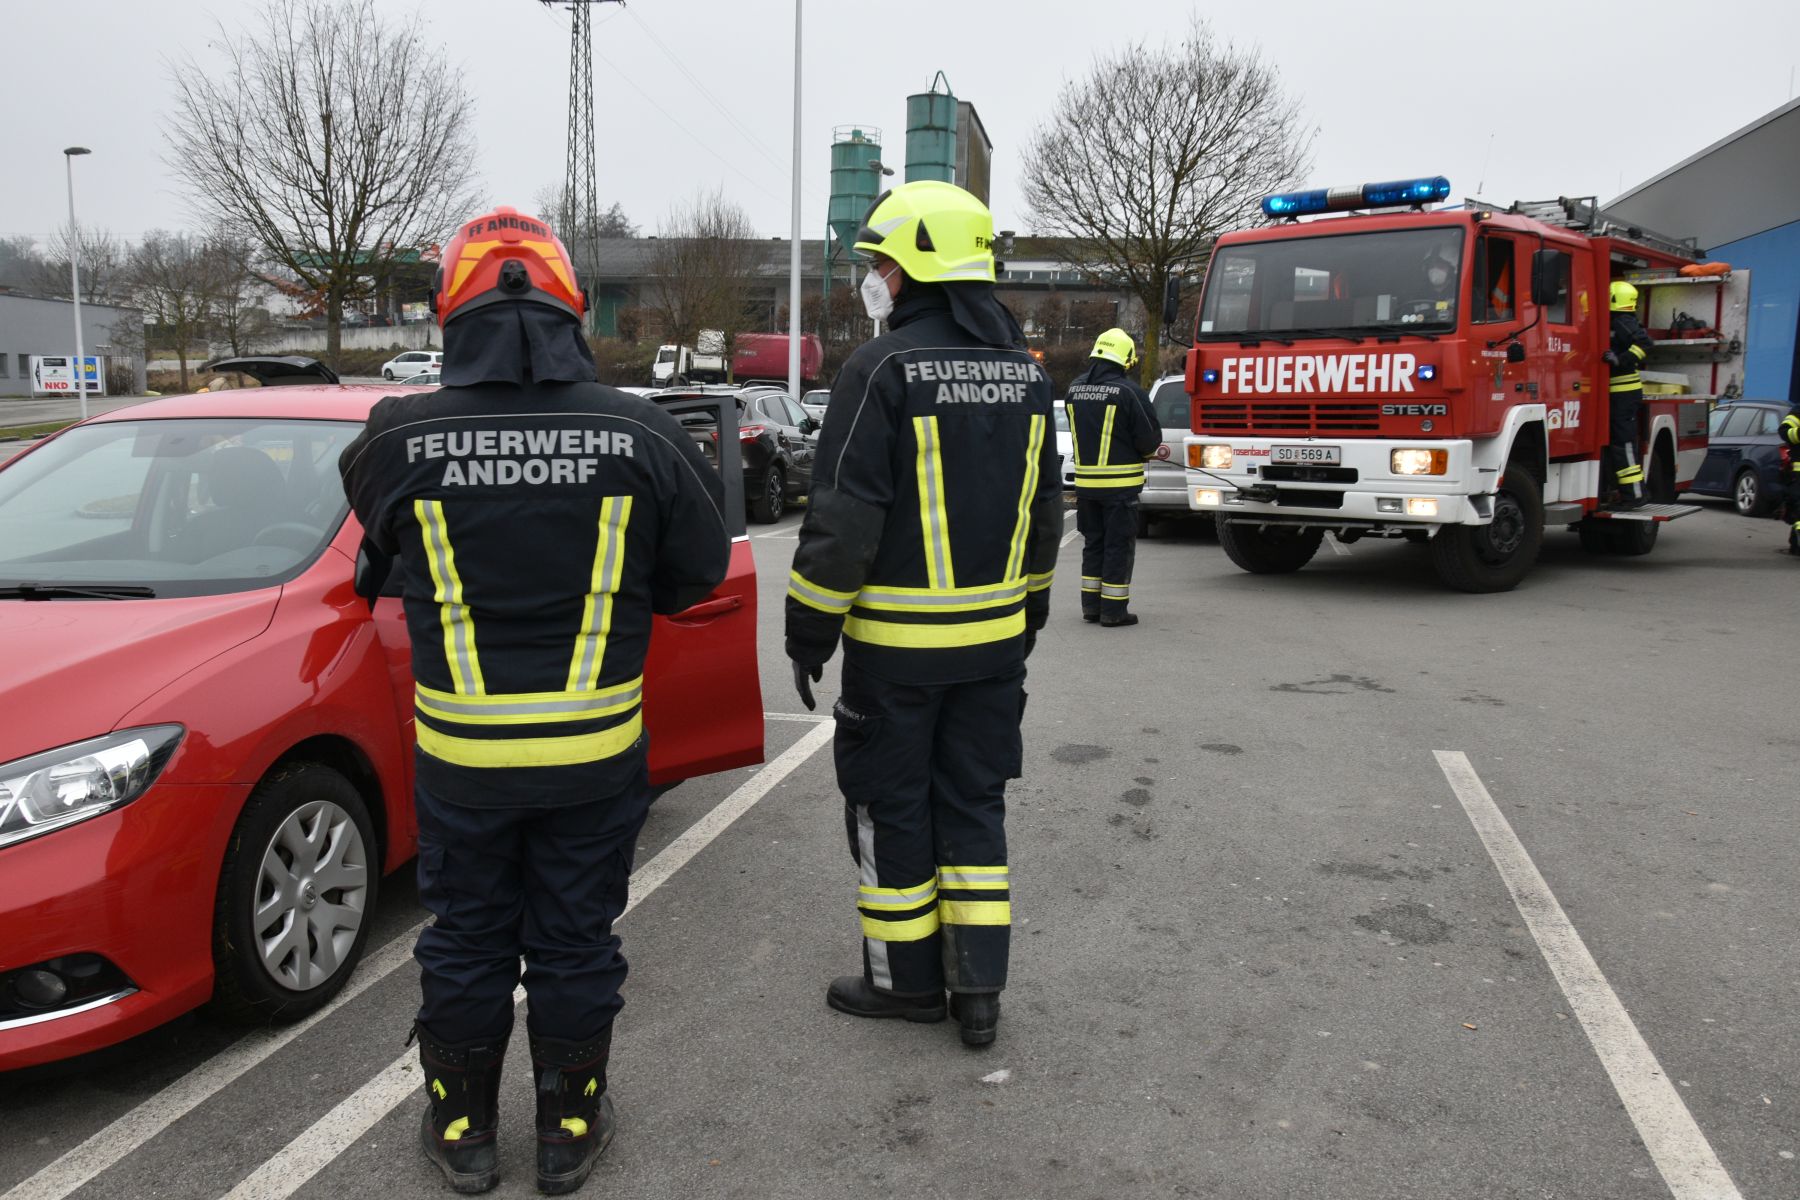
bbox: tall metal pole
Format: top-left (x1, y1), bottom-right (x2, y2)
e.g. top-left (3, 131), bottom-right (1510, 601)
top-left (64, 147), bottom-right (91, 420)
top-left (786, 0), bottom-right (803, 403)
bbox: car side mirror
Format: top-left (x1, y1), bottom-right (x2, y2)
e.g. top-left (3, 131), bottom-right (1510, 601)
top-left (1530, 248), bottom-right (1559, 307)
top-left (1161, 275), bottom-right (1182, 328)
top-left (1506, 341), bottom-right (1527, 364)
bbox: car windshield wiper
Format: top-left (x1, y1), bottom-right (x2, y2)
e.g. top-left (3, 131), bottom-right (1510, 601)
top-left (1283, 327), bottom-right (1368, 344)
top-left (1374, 328), bottom-right (1442, 342)
top-left (0, 583), bottom-right (158, 600)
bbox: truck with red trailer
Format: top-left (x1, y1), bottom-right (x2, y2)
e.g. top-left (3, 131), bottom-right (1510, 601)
top-left (1179, 178), bottom-right (1749, 592)
top-left (731, 332), bottom-right (824, 387)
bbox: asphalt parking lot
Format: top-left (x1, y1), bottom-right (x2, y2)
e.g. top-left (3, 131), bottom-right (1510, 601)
top-left (3, 498), bottom-right (1796, 1200)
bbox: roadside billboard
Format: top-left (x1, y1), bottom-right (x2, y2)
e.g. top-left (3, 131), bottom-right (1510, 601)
top-left (30, 356), bottom-right (105, 397)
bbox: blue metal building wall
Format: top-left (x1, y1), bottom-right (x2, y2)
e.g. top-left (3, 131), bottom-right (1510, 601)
top-left (1712, 217), bottom-right (1800, 402)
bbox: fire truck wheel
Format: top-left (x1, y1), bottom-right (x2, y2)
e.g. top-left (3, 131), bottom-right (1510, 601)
top-left (1218, 522), bottom-right (1324, 574)
top-left (1427, 469), bottom-right (1543, 593)
top-left (1603, 518), bottom-right (1660, 557)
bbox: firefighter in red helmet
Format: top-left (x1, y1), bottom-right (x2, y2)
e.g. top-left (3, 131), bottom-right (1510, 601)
top-left (340, 206), bottom-right (728, 1194)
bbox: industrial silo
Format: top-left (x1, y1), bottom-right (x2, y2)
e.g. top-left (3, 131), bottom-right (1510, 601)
top-left (904, 72), bottom-right (957, 184)
top-left (828, 125), bottom-right (884, 255)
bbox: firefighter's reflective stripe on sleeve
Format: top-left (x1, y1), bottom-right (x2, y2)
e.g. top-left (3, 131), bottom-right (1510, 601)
top-left (416, 499), bottom-right (485, 695)
top-left (843, 610), bottom-right (1026, 648)
top-left (566, 495), bottom-right (633, 692)
top-left (913, 415), bottom-right (956, 589)
top-left (787, 570), bottom-right (857, 614)
top-left (1610, 374), bottom-right (1642, 392)
top-left (939, 865), bottom-right (1009, 890)
top-left (415, 675), bottom-right (643, 726)
top-left (1781, 415), bottom-right (1800, 444)
top-left (855, 578), bottom-right (1027, 613)
top-left (414, 709), bottom-right (644, 768)
top-left (1004, 413), bottom-right (1046, 580)
top-left (1027, 570), bottom-right (1054, 593)
top-left (1628, 343), bottom-right (1648, 361)
top-left (858, 877), bottom-right (941, 942)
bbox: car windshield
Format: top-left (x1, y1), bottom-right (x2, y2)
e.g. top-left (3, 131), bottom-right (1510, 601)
top-left (1198, 226), bottom-right (1465, 339)
top-left (0, 417), bottom-right (361, 598)
top-left (1052, 405), bottom-right (1069, 432)
top-left (1150, 380), bottom-right (1189, 429)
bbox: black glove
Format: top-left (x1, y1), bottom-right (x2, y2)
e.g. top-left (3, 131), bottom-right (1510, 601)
top-left (1023, 628), bottom-right (1037, 660)
top-left (792, 659), bottom-right (824, 711)
top-left (1602, 349), bottom-right (1620, 366)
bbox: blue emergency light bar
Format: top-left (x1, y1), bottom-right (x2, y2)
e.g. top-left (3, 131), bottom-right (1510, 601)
top-left (1261, 176), bottom-right (1453, 218)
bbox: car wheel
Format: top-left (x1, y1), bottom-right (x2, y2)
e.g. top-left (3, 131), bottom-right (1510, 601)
top-left (382, 369), bottom-right (394, 381)
top-left (1733, 468), bottom-right (1768, 517)
top-left (1427, 468), bottom-right (1543, 593)
top-left (208, 762), bottom-right (378, 1025)
top-left (1217, 521), bottom-right (1324, 574)
top-left (751, 466), bottom-right (786, 523)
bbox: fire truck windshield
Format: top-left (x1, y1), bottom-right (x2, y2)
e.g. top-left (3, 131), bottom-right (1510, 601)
top-left (1198, 226), bottom-right (1465, 342)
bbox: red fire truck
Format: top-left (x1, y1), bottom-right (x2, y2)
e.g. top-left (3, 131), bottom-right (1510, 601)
top-left (1179, 178), bottom-right (1750, 592)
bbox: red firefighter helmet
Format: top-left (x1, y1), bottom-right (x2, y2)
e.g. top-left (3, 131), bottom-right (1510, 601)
top-left (431, 206), bottom-right (586, 325)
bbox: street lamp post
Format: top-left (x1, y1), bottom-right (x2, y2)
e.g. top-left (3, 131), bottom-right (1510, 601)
top-left (63, 146), bottom-right (92, 420)
top-left (786, 1), bottom-right (803, 407)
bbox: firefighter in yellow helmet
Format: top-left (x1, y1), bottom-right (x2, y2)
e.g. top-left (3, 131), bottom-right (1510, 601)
top-left (1066, 328), bottom-right (1161, 625)
top-left (340, 207), bottom-right (729, 1194)
top-left (1604, 281), bottom-right (1654, 509)
top-left (785, 180), bottom-right (1061, 1047)
top-left (1779, 400), bottom-right (1800, 555)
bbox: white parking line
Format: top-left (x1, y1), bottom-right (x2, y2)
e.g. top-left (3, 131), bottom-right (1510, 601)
top-left (221, 721), bottom-right (836, 1200)
top-left (765, 711), bottom-right (831, 723)
top-left (1325, 535), bottom-right (1351, 557)
top-left (753, 526), bottom-right (799, 539)
top-left (1433, 751), bottom-right (1742, 1200)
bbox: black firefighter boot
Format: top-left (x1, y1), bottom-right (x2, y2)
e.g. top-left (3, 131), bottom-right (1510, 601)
top-left (949, 992), bottom-right (1001, 1047)
top-left (415, 1022), bottom-right (508, 1194)
top-left (531, 1029), bottom-right (617, 1195)
top-left (826, 976), bottom-right (947, 1022)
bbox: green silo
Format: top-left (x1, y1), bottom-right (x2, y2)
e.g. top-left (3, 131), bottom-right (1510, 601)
top-left (904, 72), bottom-right (957, 184)
top-left (828, 125), bottom-right (884, 256)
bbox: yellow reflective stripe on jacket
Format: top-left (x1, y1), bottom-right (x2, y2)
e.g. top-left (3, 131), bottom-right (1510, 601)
top-left (1075, 462), bottom-right (1146, 475)
top-left (939, 899), bottom-right (1011, 926)
top-left (415, 710), bottom-right (643, 768)
top-left (1098, 405), bottom-right (1118, 465)
top-left (1075, 471), bottom-right (1147, 489)
top-left (913, 415), bottom-right (955, 589)
top-left (1064, 403), bottom-right (1080, 467)
top-left (854, 578), bottom-right (1027, 614)
top-left (1628, 343), bottom-right (1648, 360)
top-left (1004, 413), bottom-right (1046, 580)
top-left (565, 495), bottom-right (633, 692)
top-left (1610, 374), bottom-right (1642, 391)
top-left (787, 570), bottom-right (857, 614)
top-left (1027, 571), bottom-right (1054, 593)
top-left (860, 909), bottom-right (941, 942)
top-left (416, 676), bottom-right (643, 727)
top-left (843, 610), bottom-right (1025, 649)
top-left (415, 499), bottom-right (485, 695)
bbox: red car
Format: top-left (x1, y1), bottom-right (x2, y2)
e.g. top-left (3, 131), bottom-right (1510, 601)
top-left (0, 369), bottom-right (763, 1070)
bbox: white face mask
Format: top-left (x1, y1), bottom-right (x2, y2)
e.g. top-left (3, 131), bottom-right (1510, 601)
top-left (1428, 266), bottom-right (1449, 290)
top-left (861, 264), bottom-right (896, 322)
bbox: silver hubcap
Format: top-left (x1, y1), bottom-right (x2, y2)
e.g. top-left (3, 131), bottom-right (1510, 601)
top-left (1737, 475), bottom-right (1756, 510)
top-left (254, 799), bottom-right (368, 992)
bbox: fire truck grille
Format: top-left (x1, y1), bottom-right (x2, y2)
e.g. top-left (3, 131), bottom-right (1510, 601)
top-left (1199, 402), bottom-right (1383, 435)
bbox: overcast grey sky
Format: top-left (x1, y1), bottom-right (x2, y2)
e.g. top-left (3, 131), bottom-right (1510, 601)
top-left (4, 0), bottom-right (1797, 249)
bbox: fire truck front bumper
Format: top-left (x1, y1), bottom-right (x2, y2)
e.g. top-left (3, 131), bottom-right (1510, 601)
top-left (1183, 436), bottom-right (1489, 527)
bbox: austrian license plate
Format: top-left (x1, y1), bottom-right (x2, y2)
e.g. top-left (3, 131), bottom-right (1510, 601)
top-left (1272, 445), bottom-right (1341, 465)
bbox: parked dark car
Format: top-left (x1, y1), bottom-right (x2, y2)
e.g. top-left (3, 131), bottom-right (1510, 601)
top-left (1690, 400), bottom-right (1790, 516)
top-left (660, 386), bottom-right (818, 522)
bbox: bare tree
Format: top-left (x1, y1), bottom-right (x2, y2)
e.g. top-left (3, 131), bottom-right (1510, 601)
top-left (208, 235), bottom-right (279, 357)
top-left (34, 225), bottom-right (135, 306)
top-left (531, 186), bottom-right (638, 241)
top-left (164, 0), bottom-right (480, 365)
top-left (645, 189), bottom-right (767, 379)
top-left (129, 230), bottom-right (234, 390)
top-left (1022, 19), bottom-right (1313, 382)
top-left (0, 237), bottom-right (46, 291)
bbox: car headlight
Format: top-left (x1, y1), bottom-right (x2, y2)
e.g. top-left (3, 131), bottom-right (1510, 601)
top-left (1391, 448), bottom-right (1449, 476)
top-left (0, 726), bottom-right (184, 850)
top-left (1188, 444), bottom-right (1233, 470)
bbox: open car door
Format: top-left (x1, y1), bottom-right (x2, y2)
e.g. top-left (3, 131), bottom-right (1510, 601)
top-left (643, 391), bottom-right (765, 785)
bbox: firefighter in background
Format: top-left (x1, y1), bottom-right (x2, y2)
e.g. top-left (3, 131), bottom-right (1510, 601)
top-left (340, 207), bottom-right (728, 1195)
top-left (785, 180), bottom-right (1061, 1048)
top-left (1604, 281), bottom-right (1654, 509)
top-left (1780, 401), bottom-right (1800, 555)
top-left (1065, 329), bottom-right (1161, 626)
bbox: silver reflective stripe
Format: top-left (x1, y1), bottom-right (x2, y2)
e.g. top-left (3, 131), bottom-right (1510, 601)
top-left (857, 581), bottom-right (1026, 609)
top-left (857, 805), bottom-right (892, 990)
top-left (859, 882), bottom-right (939, 909)
top-left (1099, 405), bottom-right (1117, 464)
top-left (418, 500), bottom-right (479, 695)
top-left (1101, 583), bottom-right (1130, 599)
top-left (915, 416), bottom-right (953, 589)
top-left (569, 496), bottom-right (632, 692)
top-left (936, 261), bottom-right (993, 280)
top-left (939, 868), bottom-right (1008, 887)
top-left (789, 574), bottom-right (855, 612)
top-left (419, 681), bottom-right (642, 719)
top-left (1081, 577), bottom-right (1102, 593)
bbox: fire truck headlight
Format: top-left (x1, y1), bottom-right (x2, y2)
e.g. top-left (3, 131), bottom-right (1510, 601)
top-left (1391, 448), bottom-right (1448, 476)
top-left (1194, 488), bottom-right (1223, 508)
top-left (1191, 444), bottom-right (1233, 470)
top-left (1406, 498), bottom-right (1440, 518)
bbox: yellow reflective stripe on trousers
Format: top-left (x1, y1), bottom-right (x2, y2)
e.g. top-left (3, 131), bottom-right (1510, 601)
top-left (788, 570), bottom-right (857, 614)
top-left (415, 499), bottom-right (484, 695)
top-left (843, 610), bottom-right (1025, 649)
top-left (854, 578), bottom-right (1027, 614)
top-left (860, 910), bottom-right (941, 942)
top-left (939, 865), bottom-right (1009, 890)
top-left (415, 710), bottom-right (643, 768)
top-left (858, 880), bottom-right (938, 909)
top-left (939, 899), bottom-right (1011, 925)
top-left (416, 676), bottom-right (643, 726)
top-left (1005, 413), bottom-right (1046, 580)
top-left (566, 495), bottom-right (633, 692)
top-left (913, 415), bottom-right (955, 589)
